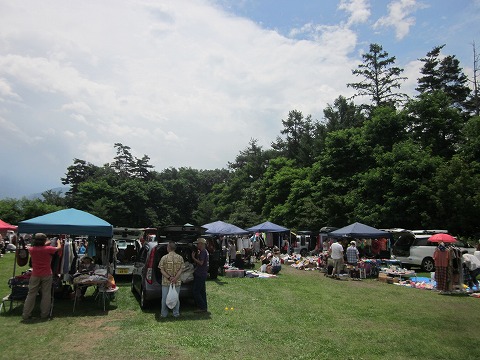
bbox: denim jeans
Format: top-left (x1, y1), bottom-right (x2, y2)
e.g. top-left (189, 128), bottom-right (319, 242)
top-left (161, 285), bottom-right (180, 317)
top-left (193, 273), bottom-right (207, 310)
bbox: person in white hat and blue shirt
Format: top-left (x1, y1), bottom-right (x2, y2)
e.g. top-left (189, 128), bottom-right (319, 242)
top-left (192, 238), bottom-right (209, 313)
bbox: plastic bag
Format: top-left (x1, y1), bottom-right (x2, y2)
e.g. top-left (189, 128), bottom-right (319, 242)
top-left (166, 284), bottom-right (178, 309)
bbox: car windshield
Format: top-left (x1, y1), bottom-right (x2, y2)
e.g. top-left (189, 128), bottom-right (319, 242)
top-left (116, 239), bottom-right (136, 250)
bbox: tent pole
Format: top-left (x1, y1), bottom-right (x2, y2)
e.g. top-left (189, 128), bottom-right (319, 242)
top-left (12, 231), bottom-right (18, 278)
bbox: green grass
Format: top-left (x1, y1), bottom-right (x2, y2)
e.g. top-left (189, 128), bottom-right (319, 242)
top-left (1, 252), bottom-right (480, 360)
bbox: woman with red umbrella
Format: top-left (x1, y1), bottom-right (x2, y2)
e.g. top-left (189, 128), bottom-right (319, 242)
top-left (433, 241), bottom-right (450, 293)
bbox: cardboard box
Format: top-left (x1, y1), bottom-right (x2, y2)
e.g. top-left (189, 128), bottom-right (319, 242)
top-left (378, 273), bottom-right (389, 283)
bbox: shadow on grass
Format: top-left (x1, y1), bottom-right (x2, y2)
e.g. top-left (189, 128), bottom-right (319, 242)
top-left (154, 311), bottom-right (212, 322)
top-left (1, 294), bottom-right (118, 320)
top-left (210, 278), bottom-right (228, 286)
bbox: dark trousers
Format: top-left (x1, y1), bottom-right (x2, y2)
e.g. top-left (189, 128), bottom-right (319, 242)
top-left (470, 268), bottom-right (480, 286)
top-left (193, 273), bottom-right (208, 310)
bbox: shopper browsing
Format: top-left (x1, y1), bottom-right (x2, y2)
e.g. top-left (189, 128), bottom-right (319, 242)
top-left (159, 241), bottom-right (184, 318)
top-left (22, 233), bottom-right (61, 321)
top-left (329, 239), bottom-right (344, 279)
top-left (192, 238), bottom-right (209, 314)
top-left (346, 241), bottom-right (359, 266)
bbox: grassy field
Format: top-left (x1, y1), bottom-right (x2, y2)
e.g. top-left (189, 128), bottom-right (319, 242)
top-left (1, 252), bottom-right (480, 360)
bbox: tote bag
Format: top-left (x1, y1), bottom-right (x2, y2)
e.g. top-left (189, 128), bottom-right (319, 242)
top-left (166, 284), bottom-right (179, 309)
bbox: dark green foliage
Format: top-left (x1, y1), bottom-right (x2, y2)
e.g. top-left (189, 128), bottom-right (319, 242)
top-left (271, 110), bottom-right (317, 167)
top-left (406, 91), bottom-right (465, 158)
top-left (417, 45), bottom-right (471, 111)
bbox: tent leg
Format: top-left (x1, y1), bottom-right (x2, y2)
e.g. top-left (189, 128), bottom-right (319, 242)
top-left (12, 231), bottom-right (18, 278)
top-left (49, 282), bottom-right (55, 318)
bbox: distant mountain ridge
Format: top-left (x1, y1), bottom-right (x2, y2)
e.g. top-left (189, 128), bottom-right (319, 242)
top-left (26, 186), bottom-right (70, 200)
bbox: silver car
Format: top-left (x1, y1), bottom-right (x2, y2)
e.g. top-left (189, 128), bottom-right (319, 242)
top-left (131, 225), bottom-right (204, 309)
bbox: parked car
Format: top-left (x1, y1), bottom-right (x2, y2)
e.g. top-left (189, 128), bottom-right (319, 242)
top-left (114, 238), bottom-right (141, 275)
top-left (113, 227), bottom-right (143, 275)
top-left (131, 224), bottom-right (209, 309)
top-left (292, 231), bottom-right (313, 257)
top-left (391, 229), bottom-right (475, 272)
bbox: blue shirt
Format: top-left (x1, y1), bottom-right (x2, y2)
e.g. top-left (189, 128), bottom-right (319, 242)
top-left (194, 248), bottom-right (209, 276)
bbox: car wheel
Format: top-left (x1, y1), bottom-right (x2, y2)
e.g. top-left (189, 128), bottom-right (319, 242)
top-left (131, 278), bottom-right (136, 293)
top-left (140, 287), bottom-right (150, 309)
top-left (300, 249), bottom-right (308, 257)
top-left (421, 257), bottom-right (435, 272)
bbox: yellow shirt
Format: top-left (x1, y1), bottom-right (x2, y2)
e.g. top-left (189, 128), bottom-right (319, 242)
top-left (159, 251), bottom-right (184, 286)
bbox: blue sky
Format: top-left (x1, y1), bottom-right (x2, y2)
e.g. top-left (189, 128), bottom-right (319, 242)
top-left (0, 0), bottom-right (479, 199)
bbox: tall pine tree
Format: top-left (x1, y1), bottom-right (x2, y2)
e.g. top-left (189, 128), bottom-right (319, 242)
top-left (347, 43), bottom-right (408, 110)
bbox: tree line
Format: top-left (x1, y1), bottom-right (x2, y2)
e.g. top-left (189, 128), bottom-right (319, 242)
top-left (1, 43), bottom-right (479, 238)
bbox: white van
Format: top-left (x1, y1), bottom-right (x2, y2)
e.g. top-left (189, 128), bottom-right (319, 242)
top-left (390, 229), bottom-right (475, 271)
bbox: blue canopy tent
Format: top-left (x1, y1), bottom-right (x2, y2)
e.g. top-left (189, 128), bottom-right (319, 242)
top-left (14, 209), bottom-right (114, 313)
top-left (18, 208), bottom-right (113, 237)
top-left (202, 220), bottom-right (248, 235)
top-left (246, 221), bottom-right (290, 248)
top-left (328, 222), bottom-right (390, 239)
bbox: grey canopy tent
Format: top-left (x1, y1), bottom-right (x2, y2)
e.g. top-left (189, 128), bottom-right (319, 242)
top-left (202, 220), bottom-right (248, 235)
top-left (328, 222), bottom-right (390, 239)
top-left (246, 221), bottom-right (289, 233)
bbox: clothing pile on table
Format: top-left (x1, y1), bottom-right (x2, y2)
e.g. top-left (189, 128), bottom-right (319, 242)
top-left (72, 268), bottom-right (116, 291)
top-left (379, 265), bottom-right (415, 277)
top-left (357, 259), bottom-right (381, 278)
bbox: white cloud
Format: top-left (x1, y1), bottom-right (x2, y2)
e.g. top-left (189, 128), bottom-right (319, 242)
top-left (373, 0), bottom-right (425, 40)
top-left (338, 0), bottom-right (371, 26)
top-left (0, 77), bottom-right (21, 101)
top-left (0, 0), bottom-right (435, 198)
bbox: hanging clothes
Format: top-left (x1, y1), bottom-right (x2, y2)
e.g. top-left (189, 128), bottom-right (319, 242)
top-left (86, 236), bottom-right (96, 258)
top-left (60, 239), bottom-right (74, 274)
top-left (434, 246), bottom-right (450, 292)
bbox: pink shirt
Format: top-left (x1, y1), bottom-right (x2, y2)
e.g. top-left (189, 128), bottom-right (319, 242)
top-left (28, 245), bottom-right (58, 277)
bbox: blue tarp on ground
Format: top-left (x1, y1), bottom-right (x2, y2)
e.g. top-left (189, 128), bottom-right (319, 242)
top-left (328, 222), bottom-right (389, 239)
top-left (18, 208), bottom-right (113, 236)
top-left (202, 220), bottom-right (248, 235)
top-left (246, 221), bottom-right (289, 233)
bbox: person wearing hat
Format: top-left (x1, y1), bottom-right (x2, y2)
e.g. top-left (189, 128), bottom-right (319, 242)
top-left (346, 240), bottom-right (360, 280)
top-left (22, 233), bottom-right (61, 321)
top-left (346, 241), bottom-right (359, 266)
top-left (192, 237), bottom-right (209, 313)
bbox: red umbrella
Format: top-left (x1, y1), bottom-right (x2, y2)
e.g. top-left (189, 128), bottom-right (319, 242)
top-left (428, 233), bottom-right (457, 243)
